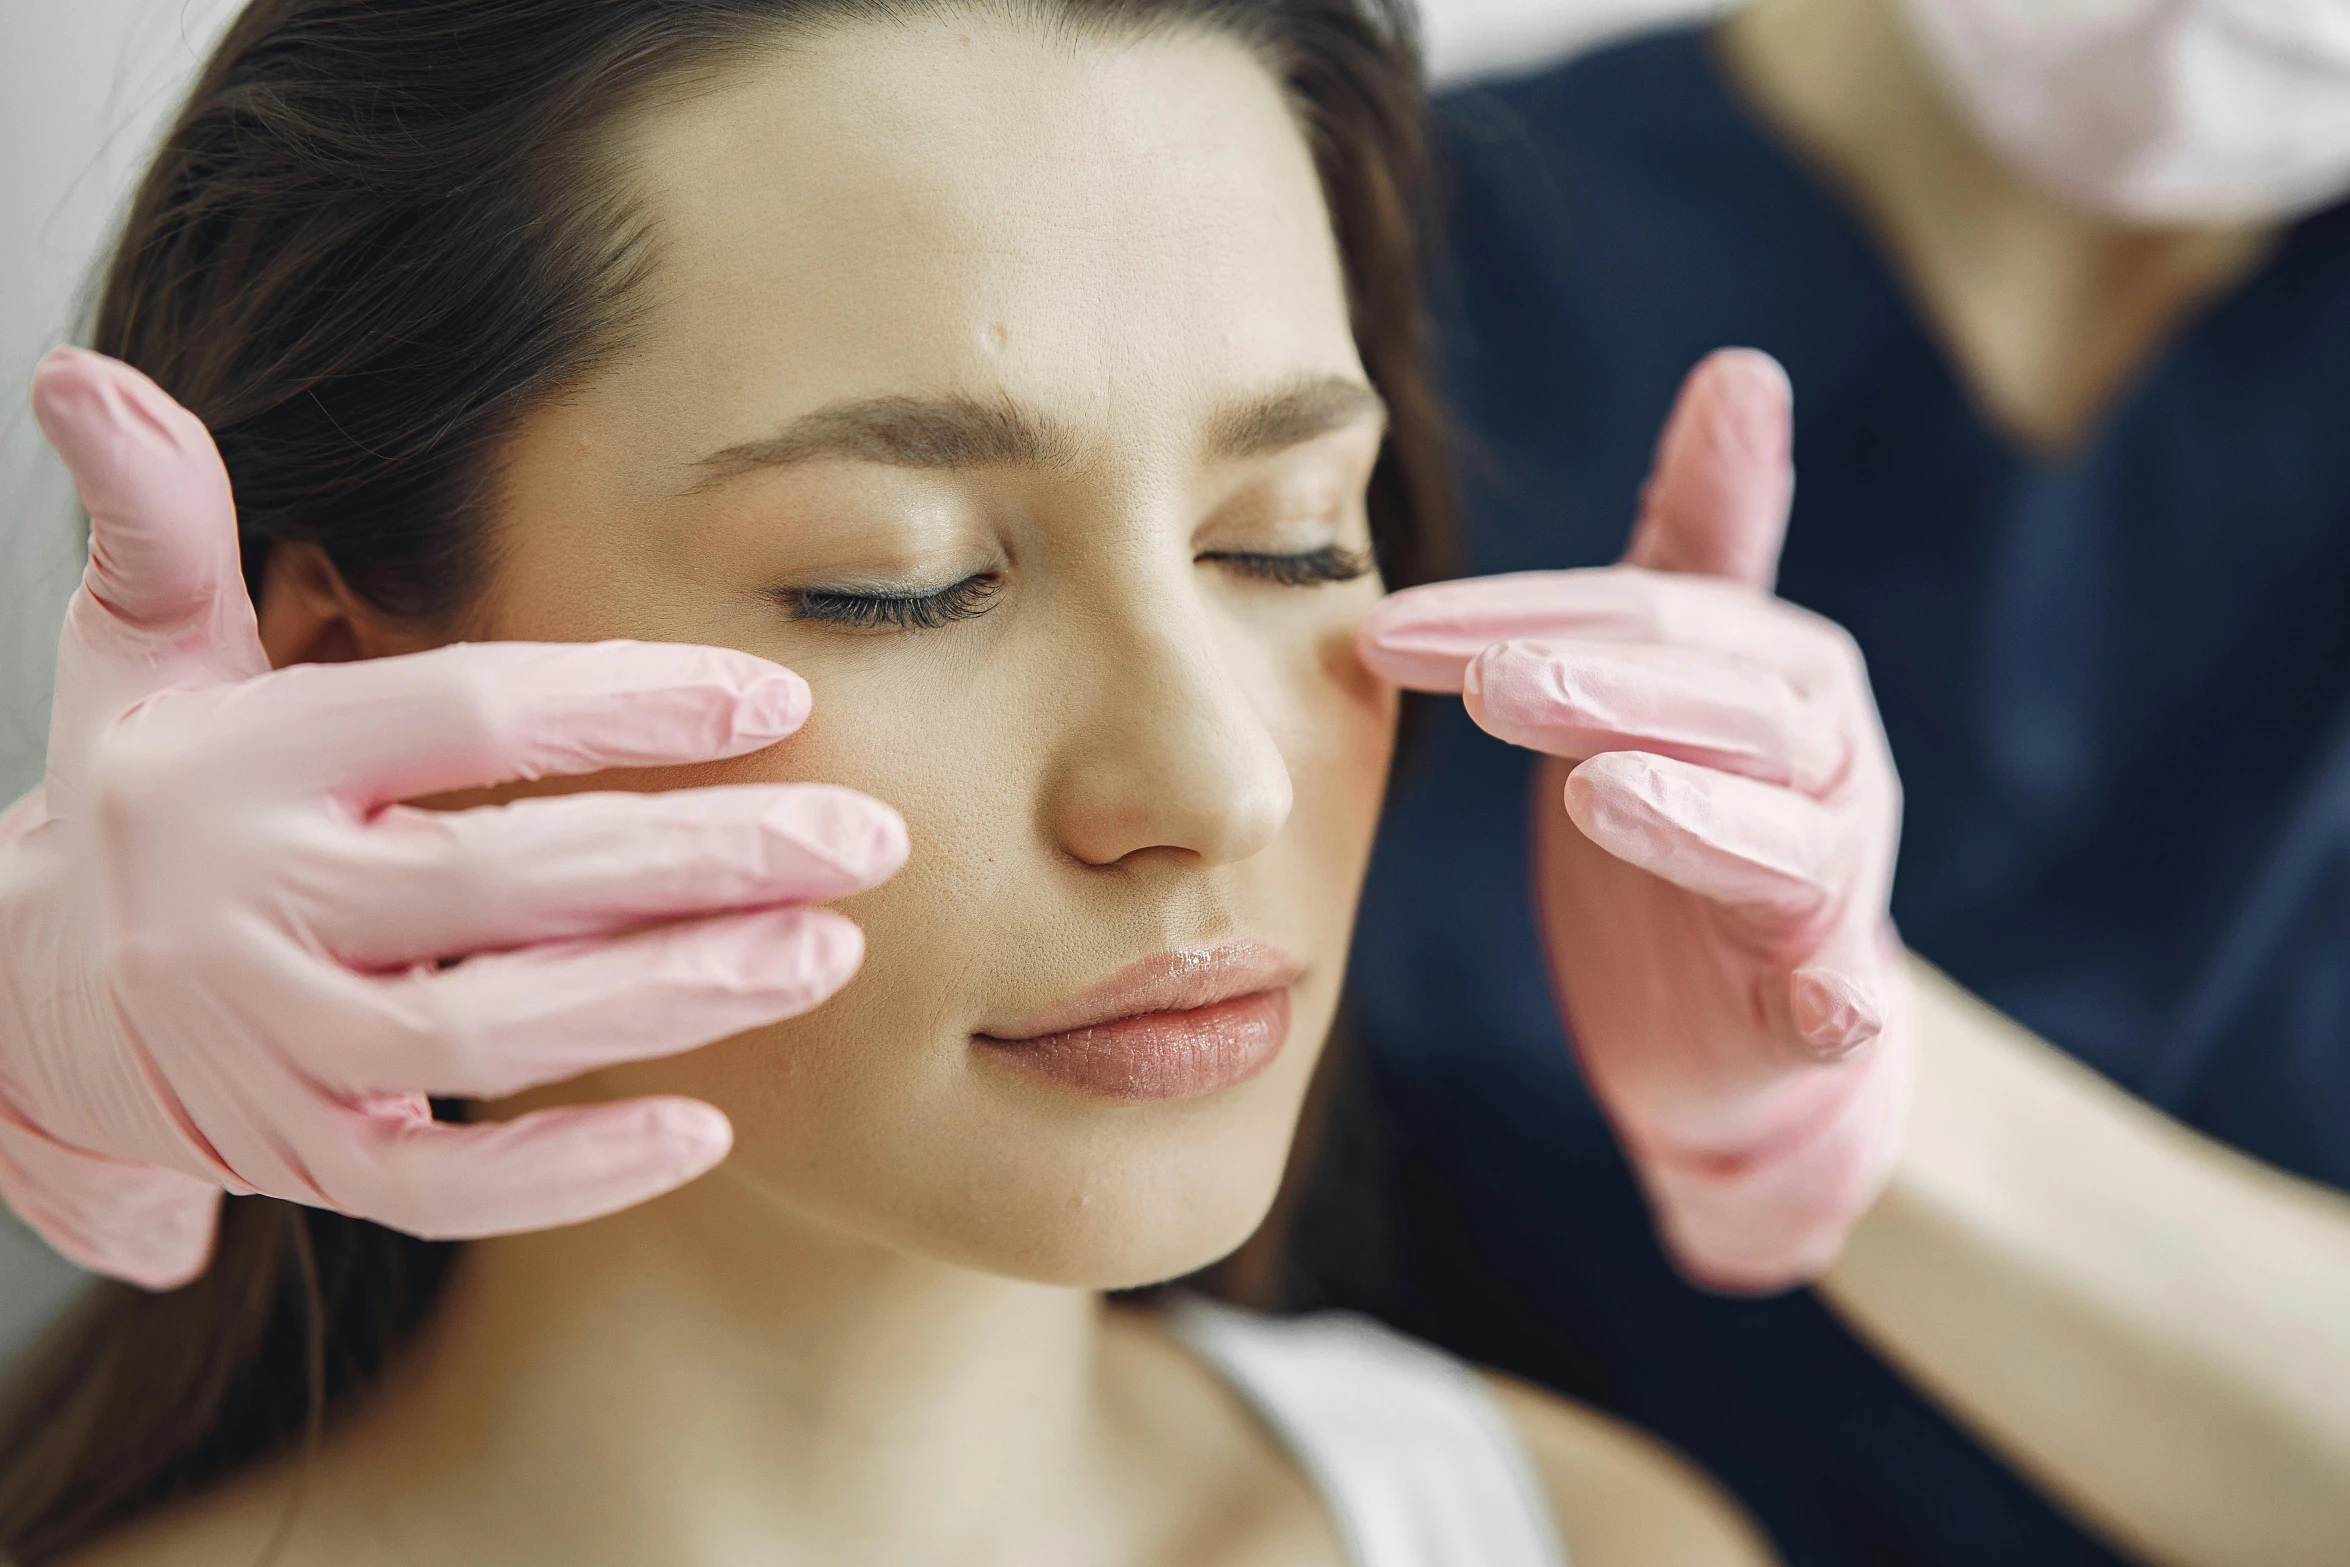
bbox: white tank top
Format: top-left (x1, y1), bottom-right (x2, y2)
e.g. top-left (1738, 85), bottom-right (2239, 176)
top-left (1164, 1297), bottom-right (1569, 1567)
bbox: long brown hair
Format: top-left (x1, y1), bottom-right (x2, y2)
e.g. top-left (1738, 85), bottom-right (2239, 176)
top-left (0, 2), bottom-right (1452, 1559)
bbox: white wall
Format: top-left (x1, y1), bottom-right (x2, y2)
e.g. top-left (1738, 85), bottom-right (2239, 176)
top-left (0, 0), bottom-right (249, 1342)
top-left (0, 0), bottom-right (1727, 1337)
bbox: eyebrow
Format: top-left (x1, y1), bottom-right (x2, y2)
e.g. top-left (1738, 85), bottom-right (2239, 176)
top-left (691, 375), bottom-right (1385, 487)
top-left (694, 393), bottom-right (1077, 486)
top-left (1203, 375), bottom-right (1387, 462)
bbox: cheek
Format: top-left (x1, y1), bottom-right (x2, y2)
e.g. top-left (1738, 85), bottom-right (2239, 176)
top-left (587, 631), bottom-right (1037, 1062)
top-left (1281, 606), bottom-right (1400, 900)
top-left (690, 636), bottom-right (1042, 1017)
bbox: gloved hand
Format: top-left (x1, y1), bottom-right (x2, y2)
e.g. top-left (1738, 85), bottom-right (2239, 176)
top-left (0, 348), bottom-right (908, 1290)
top-left (1359, 349), bottom-right (1910, 1291)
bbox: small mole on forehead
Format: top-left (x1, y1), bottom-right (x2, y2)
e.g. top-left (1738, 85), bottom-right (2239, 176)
top-left (981, 322), bottom-right (1009, 353)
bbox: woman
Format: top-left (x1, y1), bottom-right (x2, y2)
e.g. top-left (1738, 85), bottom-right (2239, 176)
top-left (0, 2), bottom-right (1772, 1562)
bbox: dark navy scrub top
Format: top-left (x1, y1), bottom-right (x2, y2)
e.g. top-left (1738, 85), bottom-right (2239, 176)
top-left (1347, 26), bottom-right (2350, 1567)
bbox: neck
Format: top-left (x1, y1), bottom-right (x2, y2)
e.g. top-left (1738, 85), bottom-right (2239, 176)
top-left (1716, 0), bottom-right (2276, 455)
top-left (312, 1169), bottom-right (1132, 1567)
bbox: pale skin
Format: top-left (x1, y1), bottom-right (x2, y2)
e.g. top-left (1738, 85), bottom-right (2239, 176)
top-left (1713, 0), bottom-right (2350, 1561)
top-left (72, 20), bottom-right (1766, 1567)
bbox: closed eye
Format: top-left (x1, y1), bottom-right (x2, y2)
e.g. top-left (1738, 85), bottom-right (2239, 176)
top-left (1200, 543), bottom-right (1374, 586)
top-left (773, 572), bottom-right (1003, 631)
top-left (773, 544), bottom-right (1367, 632)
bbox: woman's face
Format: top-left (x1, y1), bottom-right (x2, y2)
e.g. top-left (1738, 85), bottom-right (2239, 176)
top-left (472, 16), bottom-right (1394, 1287)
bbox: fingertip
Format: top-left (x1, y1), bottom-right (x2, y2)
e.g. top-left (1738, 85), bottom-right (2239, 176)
top-left (32, 348), bottom-right (119, 458)
top-left (1629, 347), bottom-right (1797, 590)
top-left (780, 905), bottom-right (868, 993)
top-left (726, 657), bottom-right (812, 741)
top-left (31, 344), bottom-right (94, 405)
top-left (1459, 640), bottom-right (1556, 745)
top-left (32, 347), bottom-right (199, 461)
top-left (93, 1237), bottom-right (212, 1294)
top-left (714, 903), bottom-right (869, 1011)
top-left (585, 642), bottom-right (813, 745)
top-left (1789, 967), bottom-right (1884, 1060)
top-left (1459, 640), bottom-right (1489, 706)
top-left (1561, 749), bottom-right (1654, 821)
top-left (1354, 590), bottom-right (1404, 647)
top-left (6, 1167), bottom-right (221, 1292)
top-left (1678, 350), bottom-right (1793, 478)
top-left (591, 643), bottom-right (808, 746)
top-left (1559, 752), bottom-right (1675, 863)
top-left (1700, 347), bottom-right (1793, 414)
top-left (130, 1255), bottom-right (212, 1293)
top-left (1354, 614), bottom-right (1474, 694)
top-left (1560, 757), bottom-right (1599, 830)
top-left (637, 1095), bottom-right (734, 1176)
top-left (795, 787), bottom-right (909, 885)
top-left (120, 1187), bottom-right (222, 1290)
top-left (31, 345), bottom-right (106, 412)
top-left (1460, 640), bottom-right (1493, 692)
top-left (32, 348), bottom-right (246, 643)
top-left (360, 1099), bottom-right (737, 1238)
top-left (866, 804), bottom-right (911, 882)
top-left (1357, 582), bottom-right (1442, 636)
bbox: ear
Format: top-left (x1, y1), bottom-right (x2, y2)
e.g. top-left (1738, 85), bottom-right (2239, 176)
top-left (255, 542), bottom-right (436, 667)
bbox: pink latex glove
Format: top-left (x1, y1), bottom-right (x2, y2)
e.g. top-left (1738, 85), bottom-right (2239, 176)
top-left (0, 348), bottom-right (908, 1290)
top-left (1359, 350), bottom-right (1910, 1292)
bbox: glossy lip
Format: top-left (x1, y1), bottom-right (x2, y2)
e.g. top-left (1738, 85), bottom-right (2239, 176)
top-left (974, 941), bottom-right (1304, 1104)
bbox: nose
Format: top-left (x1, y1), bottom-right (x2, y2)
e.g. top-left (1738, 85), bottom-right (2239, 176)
top-left (1043, 598), bottom-right (1293, 870)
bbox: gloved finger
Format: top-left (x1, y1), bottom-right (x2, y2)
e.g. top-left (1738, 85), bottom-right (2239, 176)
top-left (31, 348), bottom-right (267, 691)
top-left (1622, 348), bottom-right (1795, 590)
top-left (0, 1115), bottom-right (222, 1290)
top-left (1561, 750), bottom-right (1846, 933)
top-left (190, 638), bottom-right (812, 808)
top-left (321, 784), bottom-right (908, 968)
top-left (323, 904), bottom-right (866, 1098)
top-left (1466, 638), bottom-right (1846, 793)
top-left (1359, 568), bottom-right (1849, 695)
top-left (1778, 914), bottom-right (1900, 1061)
top-left (327, 1094), bottom-right (733, 1239)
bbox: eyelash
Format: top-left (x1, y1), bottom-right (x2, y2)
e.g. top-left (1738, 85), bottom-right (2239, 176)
top-left (775, 573), bottom-right (1005, 631)
top-left (1200, 543), bottom-right (1375, 587)
top-left (776, 545), bottom-right (1373, 631)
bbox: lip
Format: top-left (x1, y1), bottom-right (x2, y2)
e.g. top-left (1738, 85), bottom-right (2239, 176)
top-left (974, 941), bottom-right (1303, 1104)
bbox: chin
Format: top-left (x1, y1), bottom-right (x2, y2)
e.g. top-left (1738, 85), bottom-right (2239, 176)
top-left (949, 1170), bottom-right (1290, 1292)
top-left (850, 1076), bottom-right (1312, 1291)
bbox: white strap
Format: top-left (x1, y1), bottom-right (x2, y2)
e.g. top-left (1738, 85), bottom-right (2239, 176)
top-left (1165, 1298), bottom-right (1567, 1567)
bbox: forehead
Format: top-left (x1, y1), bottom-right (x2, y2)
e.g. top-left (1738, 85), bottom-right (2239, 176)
top-left (610, 17), bottom-right (1360, 447)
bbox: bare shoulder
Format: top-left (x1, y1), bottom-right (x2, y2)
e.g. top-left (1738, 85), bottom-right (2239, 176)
top-left (1482, 1372), bottom-right (1779, 1567)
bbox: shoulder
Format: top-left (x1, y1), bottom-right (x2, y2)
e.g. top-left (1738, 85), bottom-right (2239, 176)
top-left (1482, 1372), bottom-right (1778, 1567)
top-left (1156, 1300), bottom-right (1773, 1565)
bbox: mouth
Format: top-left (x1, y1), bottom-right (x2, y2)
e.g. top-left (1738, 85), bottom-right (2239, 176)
top-left (972, 941), bottom-right (1302, 1104)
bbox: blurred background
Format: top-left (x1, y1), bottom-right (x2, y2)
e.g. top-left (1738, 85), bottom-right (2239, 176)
top-left (0, 0), bottom-right (1733, 1356)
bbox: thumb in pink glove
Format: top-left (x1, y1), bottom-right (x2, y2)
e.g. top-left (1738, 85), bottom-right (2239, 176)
top-left (1358, 349), bottom-right (1910, 1291)
top-left (0, 349), bottom-right (908, 1289)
